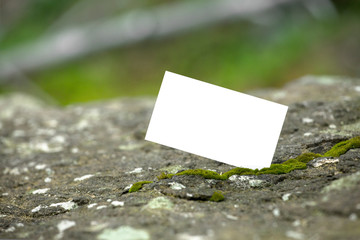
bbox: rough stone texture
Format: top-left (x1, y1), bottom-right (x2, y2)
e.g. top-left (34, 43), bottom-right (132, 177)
top-left (1, 75), bottom-right (360, 240)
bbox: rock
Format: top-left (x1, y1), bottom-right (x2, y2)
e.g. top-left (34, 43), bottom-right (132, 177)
top-left (110, 201), bottom-right (124, 207)
top-left (143, 197), bottom-right (174, 210)
top-left (307, 157), bottom-right (339, 168)
top-left (55, 220), bottom-right (76, 240)
top-left (168, 182), bottom-right (186, 190)
top-left (319, 171), bottom-right (360, 217)
top-left (321, 171), bottom-right (360, 193)
top-left (228, 175), bottom-right (267, 188)
top-left (98, 226), bottom-right (150, 240)
top-left (72, 197), bottom-right (90, 206)
top-left (282, 193), bottom-right (292, 201)
top-left (1, 76), bottom-right (360, 239)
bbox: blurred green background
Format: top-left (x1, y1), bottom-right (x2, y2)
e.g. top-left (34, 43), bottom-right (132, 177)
top-left (0, 0), bottom-right (359, 105)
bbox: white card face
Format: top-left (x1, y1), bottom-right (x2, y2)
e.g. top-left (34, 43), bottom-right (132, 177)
top-left (145, 71), bottom-right (288, 169)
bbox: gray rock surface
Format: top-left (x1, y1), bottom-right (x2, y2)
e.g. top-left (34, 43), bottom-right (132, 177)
top-left (1, 75), bottom-right (360, 240)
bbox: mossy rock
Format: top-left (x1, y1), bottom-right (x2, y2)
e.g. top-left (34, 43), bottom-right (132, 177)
top-left (156, 137), bottom-right (360, 180)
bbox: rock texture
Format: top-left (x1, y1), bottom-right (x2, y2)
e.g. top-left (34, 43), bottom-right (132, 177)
top-left (1, 75), bottom-right (360, 240)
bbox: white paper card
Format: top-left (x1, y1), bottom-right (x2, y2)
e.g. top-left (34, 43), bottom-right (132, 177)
top-left (145, 71), bottom-right (288, 169)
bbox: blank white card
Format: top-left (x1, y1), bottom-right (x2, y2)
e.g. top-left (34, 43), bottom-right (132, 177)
top-left (145, 71), bottom-right (288, 169)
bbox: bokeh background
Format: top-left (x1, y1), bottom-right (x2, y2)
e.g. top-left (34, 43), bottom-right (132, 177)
top-left (0, 0), bottom-right (359, 105)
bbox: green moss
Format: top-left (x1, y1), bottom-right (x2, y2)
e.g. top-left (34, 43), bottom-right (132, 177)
top-left (257, 162), bottom-right (306, 175)
top-left (291, 152), bottom-right (322, 163)
top-left (253, 152), bottom-right (321, 175)
top-left (129, 181), bottom-right (153, 193)
top-left (209, 191), bottom-right (225, 202)
top-left (158, 169), bottom-right (227, 180)
top-left (176, 169), bottom-right (225, 180)
top-left (157, 172), bottom-right (174, 180)
top-left (323, 136), bottom-right (360, 157)
top-left (156, 136), bottom-right (360, 180)
top-left (221, 167), bottom-right (256, 179)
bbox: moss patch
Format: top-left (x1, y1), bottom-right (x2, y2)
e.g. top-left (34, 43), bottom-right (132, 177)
top-left (323, 136), bottom-right (360, 157)
top-left (158, 152), bottom-right (321, 180)
top-left (157, 137), bottom-right (359, 180)
top-left (176, 169), bottom-right (225, 180)
top-left (209, 191), bottom-right (225, 202)
top-left (157, 172), bottom-right (174, 180)
top-left (220, 167), bottom-right (256, 179)
top-left (129, 181), bottom-right (153, 193)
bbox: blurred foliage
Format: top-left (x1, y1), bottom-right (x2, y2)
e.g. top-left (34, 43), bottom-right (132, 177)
top-left (1, 0), bottom-right (360, 105)
top-left (0, 0), bottom-right (75, 48)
